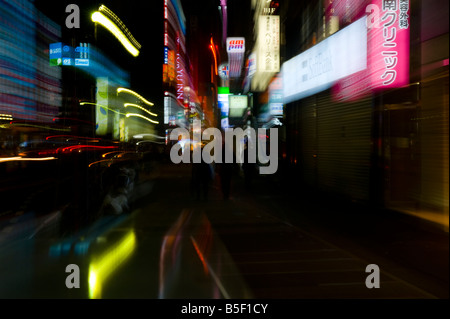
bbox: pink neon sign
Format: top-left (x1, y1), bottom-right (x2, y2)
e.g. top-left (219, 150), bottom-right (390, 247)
top-left (369, 0), bottom-right (410, 89)
top-left (332, 0), bottom-right (410, 101)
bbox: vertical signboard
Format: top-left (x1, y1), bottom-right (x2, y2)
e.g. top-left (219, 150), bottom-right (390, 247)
top-left (75, 43), bottom-right (89, 66)
top-left (168, 49), bottom-right (175, 82)
top-left (218, 87), bottom-right (230, 129)
top-left (369, 0), bottom-right (410, 89)
top-left (49, 42), bottom-right (63, 66)
top-left (269, 74), bottom-right (283, 117)
top-left (332, 0), bottom-right (410, 101)
top-left (227, 37), bottom-right (245, 78)
top-left (257, 15), bottom-right (280, 73)
top-left (176, 35), bottom-right (185, 105)
top-left (164, 96), bottom-right (170, 124)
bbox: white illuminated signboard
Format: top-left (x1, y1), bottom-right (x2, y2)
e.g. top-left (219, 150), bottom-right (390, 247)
top-left (228, 95), bottom-right (248, 118)
top-left (282, 16), bottom-right (367, 104)
top-left (164, 96), bottom-right (170, 124)
top-left (257, 15), bottom-right (280, 73)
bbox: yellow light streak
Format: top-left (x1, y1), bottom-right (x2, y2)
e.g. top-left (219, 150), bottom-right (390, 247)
top-left (0, 114), bottom-right (13, 120)
top-left (117, 88), bottom-right (154, 106)
top-left (88, 230), bottom-right (136, 299)
top-left (126, 113), bottom-right (159, 124)
top-left (91, 11), bottom-right (139, 57)
top-left (80, 102), bottom-right (126, 116)
top-left (0, 156), bottom-right (57, 163)
top-left (0, 123), bottom-right (71, 132)
top-left (124, 103), bottom-right (158, 117)
top-left (102, 151), bottom-right (123, 158)
top-left (98, 5), bottom-right (141, 50)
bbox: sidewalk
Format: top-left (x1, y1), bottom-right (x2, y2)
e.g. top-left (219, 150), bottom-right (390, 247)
top-left (187, 163), bottom-right (450, 299)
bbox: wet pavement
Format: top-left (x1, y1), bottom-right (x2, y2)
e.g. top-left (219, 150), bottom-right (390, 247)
top-left (0, 161), bottom-right (448, 300)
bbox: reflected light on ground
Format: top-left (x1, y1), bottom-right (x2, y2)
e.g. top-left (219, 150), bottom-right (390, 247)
top-left (88, 230), bottom-right (136, 299)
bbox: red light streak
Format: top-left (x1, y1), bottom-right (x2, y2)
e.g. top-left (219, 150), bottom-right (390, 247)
top-left (59, 145), bottom-right (118, 153)
top-left (46, 135), bottom-right (101, 141)
top-left (209, 37), bottom-right (218, 76)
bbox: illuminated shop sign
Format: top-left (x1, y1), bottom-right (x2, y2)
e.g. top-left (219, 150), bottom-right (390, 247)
top-left (50, 42), bottom-right (89, 66)
top-left (218, 93), bottom-right (230, 112)
top-left (168, 49), bottom-right (175, 81)
top-left (227, 37), bottom-right (245, 78)
top-left (282, 16), bottom-right (368, 104)
top-left (218, 63), bottom-right (229, 80)
top-left (228, 95), bottom-right (248, 118)
top-left (369, 0), bottom-right (410, 89)
top-left (50, 43), bottom-right (74, 66)
top-left (324, 0), bottom-right (367, 27)
top-left (227, 38), bottom-right (245, 52)
top-left (269, 74), bottom-right (283, 117)
top-left (248, 52), bottom-right (256, 78)
top-left (332, 0), bottom-right (410, 101)
top-left (75, 43), bottom-right (89, 66)
top-left (164, 96), bottom-right (170, 124)
top-left (49, 42), bottom-right (63, 65)
top-left (164, 47), bottom-right (169, 64)
top-left (257, 15), bottom-right (280, 73)
top-left (218, 87), bottom-right (231, 129)
top-left (96, 77), bottom-right (109, 136)
top-left (176, 36), bottom-right (185, 104)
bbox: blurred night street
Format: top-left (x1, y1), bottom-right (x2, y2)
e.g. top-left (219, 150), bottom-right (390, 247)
top-left (0, 0), bottom-right (448, 307)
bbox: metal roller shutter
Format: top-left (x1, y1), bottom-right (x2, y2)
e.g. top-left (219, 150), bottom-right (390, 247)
top-left (315, 91), bottom-right (373, 202)
top-left (419, 74), bottom-right (449, 212)
top-left (298, 95), bottom-right (317, 187)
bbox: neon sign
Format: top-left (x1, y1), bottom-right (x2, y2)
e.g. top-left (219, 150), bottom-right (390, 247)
top-left (332, 0), bottom-right (410, 101)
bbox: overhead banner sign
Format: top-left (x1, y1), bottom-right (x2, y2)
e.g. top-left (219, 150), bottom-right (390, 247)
top-left (282, 16), bottom-right (368, 104)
